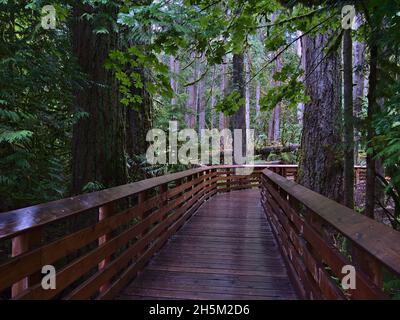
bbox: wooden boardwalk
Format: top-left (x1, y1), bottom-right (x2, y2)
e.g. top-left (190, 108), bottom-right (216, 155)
top-left (117, 189), bottom-right (297, 300)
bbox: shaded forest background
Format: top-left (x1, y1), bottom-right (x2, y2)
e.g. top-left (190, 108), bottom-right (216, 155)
top-left (0, 0), bottom-right (399, 233)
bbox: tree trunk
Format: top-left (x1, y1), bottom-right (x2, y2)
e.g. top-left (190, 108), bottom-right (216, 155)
top-left (343, 28), bottom-right (354, 209)
top-left (126, 66), bottom-right (152, 157)
top-left (298, 33), bottom-right (343, 202)
top-left (296, 30), bottom-right (304, 123)
top-left (244, 56), bottom-right (250, 130)
top-left (255, 80), bottom-right (261, 116)
top-left (231, 53), bottom-right (246, 159)
top-left (198, 70), bottom-right (206, 133)
top-left (268, 55), bottom-right (282, 143)
top-left (365, 43), bottom-right (378, 218)
top-left (71, 4), bottom-right (127, 194)
top-left (210, 66), bottom-right (216, 129)
top-left (169, 55), bottom-right (180, 106)
top-left (219, 60), bottom-right (228, 130)
top-left (353, 16), bottom-right (365, 164)
top-left (186, 54), bottom-right (198, 128)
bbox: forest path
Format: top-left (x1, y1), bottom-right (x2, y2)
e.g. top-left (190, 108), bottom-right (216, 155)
top-left (116, 189), bottom-right (298, 300)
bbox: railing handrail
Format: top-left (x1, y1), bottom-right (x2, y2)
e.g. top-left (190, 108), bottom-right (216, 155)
top-left (0, 164), bottom-right (275, 241)
top-left (262, 168), bottom-right (400, 278)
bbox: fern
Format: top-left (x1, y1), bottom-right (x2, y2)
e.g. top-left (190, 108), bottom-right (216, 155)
top-left (0, 130), bottom-right (33, 144)
top-left (0, 109), bottom-right (21, 122)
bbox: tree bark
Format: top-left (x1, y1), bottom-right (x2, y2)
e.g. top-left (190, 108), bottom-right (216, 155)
top-left (255, 80), bottom-right (261, 116)
top-left (219, 60), bottom-right (228, 130)
top-left (197, 68), bottom-right (206, 133)
top-left (71, 4), bottom-right (127, 194)
top-left (343, 28), bottom-right (354, 209)
top-left (210, 66), bottom-right (216, 129)
top-left (244, 56), bottom-right (251, 130)
top-left (298, 33), bottom-right (343, 202)
top-left (169, 55), bottom-right (180, 106)
top-left (126, 66), bottom-right (152, 157)
top-left (296, 30), bottom-right (304, 123)
top-left (231, 53), bottom-right (246, 158)
top-left (365, 43), bottom-right (378, 218)
top-left (353, 15), bottom-right (365, 164)
top-left (268, 55), bottom-right (282, 143)
top-left (186, 54), bottom-right (198, 128)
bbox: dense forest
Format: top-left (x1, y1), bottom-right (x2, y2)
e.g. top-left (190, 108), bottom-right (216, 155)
top-left (1, 0), bottom-right (399, 229)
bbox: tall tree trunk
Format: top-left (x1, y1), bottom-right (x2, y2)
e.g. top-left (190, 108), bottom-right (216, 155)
top-left (244, 56), bottom-right (251, 130)
top-left (71, 4), bottom-right (127, 194)
top-left (343, 28), bottom-right (354, 209)
top-left (353, 16), bottom-right (365, 164)
top-left (298, 34), bottom-right (343, 202)
top-left (186, 54), bottom-right (198, 128)
top-left (255, 80), bottom-right (261, 116)
top-left (365, 43), bottom-right (378, 218)
top-left (198, 70), bottom-right (206, 133)
top-left (219, 60), bottom-right (227, 130)
top-left (296, 30), bottom-right (304, 123)
top-left (231, 53), bottom-right (246, 159)
top-left (169, 55), bottom-right (180, 106)
top-left (268, 55), bottom-right (282, 143)
top-left (210, 66), bottom-right (216, 129)
top-left (126, 66), bottom-right (152, 157)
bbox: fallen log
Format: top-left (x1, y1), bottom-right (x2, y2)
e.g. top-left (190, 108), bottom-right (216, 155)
top-left (257, 144), bottom-right (300, 158)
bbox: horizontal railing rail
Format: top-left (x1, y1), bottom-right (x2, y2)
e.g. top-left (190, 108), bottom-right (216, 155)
top-left (260, 168), bottom-right (400, 300)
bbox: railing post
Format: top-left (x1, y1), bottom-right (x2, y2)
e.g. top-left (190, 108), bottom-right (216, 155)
top-left (11, 228), bottom-right (42, 298)
top-left (227, 168), bottom-right (231, 191)
top-left (138, 190), bottom-right (150, 254)
top-left (352, 247), bottom-right (384, 289)
top-left (98, 202), bottom-right (116, 292)
top-left (160, 183), bottom-right (168, 220)
top-left (355, 167), bottom-right (360, 185)
top-left (138, 190), bottom-right (149, 228)
top-left (203, 170), bottom-right (208, 196)
top-left (98, 203), bottom-right (115, 268)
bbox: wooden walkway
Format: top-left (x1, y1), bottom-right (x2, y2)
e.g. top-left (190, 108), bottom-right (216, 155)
top-left (117, 189), bottom-right (297, 300)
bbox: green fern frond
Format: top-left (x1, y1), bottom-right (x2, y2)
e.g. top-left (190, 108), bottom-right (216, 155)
top-left (0, 130), bottom-right (33, 144)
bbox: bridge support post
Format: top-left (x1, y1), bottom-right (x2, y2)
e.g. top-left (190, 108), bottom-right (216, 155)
top-left (352, 247), bottom-right (383, 289)
top-left (138, 190), bottom-right (150, 255)
top-left (98, 202), bottom-right (116, 293)
top-left (11, 228), bottom-right (42, 298)
top-left (227, 167), bottom-right (231, 191)
top-left (160, 184), bottom-right (168, 220)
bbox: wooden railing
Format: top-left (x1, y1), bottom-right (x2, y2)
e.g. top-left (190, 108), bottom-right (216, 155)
top-left (0, 165), bottom-right (267, 300)
top-left (261, 168), bottom-right (400, 299)
top-left (0, 164), bottom-right (386, 300)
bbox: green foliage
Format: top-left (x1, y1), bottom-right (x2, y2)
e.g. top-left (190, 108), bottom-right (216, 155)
top-left (106, 46), bottom-right (173, 109)
top-left (260, 66), bottom-right (309, 112)
top-left (0, 1), bottom-right (82, 210)
top-left (82, 181), bottom-right (106, 193)
top-left (374, 86), bottom-right (400, 228)
top-left (215, 91), bottom-right (245, 116)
